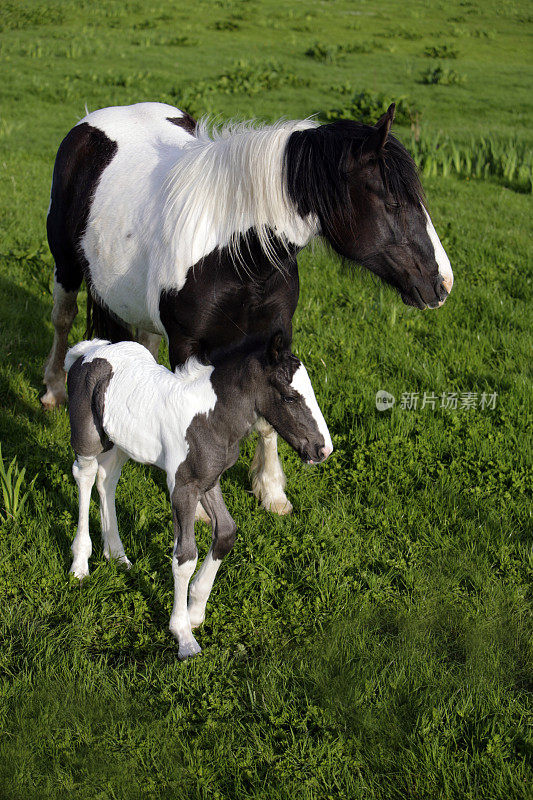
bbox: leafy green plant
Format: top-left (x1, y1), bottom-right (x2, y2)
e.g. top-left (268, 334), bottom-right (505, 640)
top-left (424, 43), bottom-right (459, 58)
top-left (213, 19), bottom-right (240, 30)
top-left (421, 65), bottom-right (466, 84)
top-left (321, 89), bottom-right (420, 126)
top-left (0, 444), bottom-right (36, 523)
top-left (408, 134), bottom-right (533, 193)
top-left (305, 41), bottom-right (373, 62)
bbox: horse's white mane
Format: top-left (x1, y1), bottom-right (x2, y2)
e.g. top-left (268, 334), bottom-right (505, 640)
top-left (162, 117), bottom-right (318, 269)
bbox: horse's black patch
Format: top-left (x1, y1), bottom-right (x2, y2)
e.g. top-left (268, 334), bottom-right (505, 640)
top-left (67, 356), bottom-right (114, 457)
top-left (167, 113), bottom-right (197, 136)
top-left (47, 123), bottom-right (118, 293)
top-left (159, 229), bottom-right (299, 369)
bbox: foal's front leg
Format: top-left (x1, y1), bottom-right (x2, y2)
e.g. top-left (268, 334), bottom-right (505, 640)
top-left (188, 482), bottom-right (237, 629)
top-left (250, 417), bottom-right (292, 515)
top-left (169, 483), bottom-right (201, 659)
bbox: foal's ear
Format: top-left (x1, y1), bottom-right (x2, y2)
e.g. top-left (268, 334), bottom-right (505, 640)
top-left (267, 330), bottom-right (286, 364)
top-left (365, 103), bottom-right (396, 155)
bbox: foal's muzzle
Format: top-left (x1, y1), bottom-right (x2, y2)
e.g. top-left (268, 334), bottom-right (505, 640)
top-left (401, 275), bottom-right (450, 310)
top-left (303, 443), bottom-right (333, 465)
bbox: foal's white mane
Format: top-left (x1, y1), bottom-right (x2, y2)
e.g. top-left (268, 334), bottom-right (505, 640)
top-left (162, 117), bottom-right (318, 269)
top-left (173, 355), bottom-right (212, 383)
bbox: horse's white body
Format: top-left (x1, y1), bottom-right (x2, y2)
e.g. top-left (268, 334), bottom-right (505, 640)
top-left (79, 103), bottom-right (317, 332)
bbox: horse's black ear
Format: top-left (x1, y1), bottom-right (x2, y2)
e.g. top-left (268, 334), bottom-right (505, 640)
top-left (267, 330), bottom-right (285, 364)
top-left (364, 103), bottom-right (395, 156)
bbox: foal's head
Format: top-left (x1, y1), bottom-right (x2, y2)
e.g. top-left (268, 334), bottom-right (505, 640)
top-left (253, 332), bottom-right (333, 465)
top-left (285, 104), bottom-right (453, 310)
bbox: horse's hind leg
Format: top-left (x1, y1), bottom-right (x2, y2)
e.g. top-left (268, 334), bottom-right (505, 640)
top-left (96, 446), bottom-right (131, 568)
top-left (42, 275), bottom-right (79, 408)
top-left (137, 329), bottom-right (161, 361)
top-left (250, 417), bottom-right (292, 515)
top-left (70, 455), bottom-right (98, 579)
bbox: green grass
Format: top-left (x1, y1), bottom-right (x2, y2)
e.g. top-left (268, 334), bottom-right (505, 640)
top-left (0, 1), bottom-right (532, 798)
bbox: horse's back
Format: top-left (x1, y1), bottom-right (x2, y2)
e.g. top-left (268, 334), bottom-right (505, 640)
top-left (47, 103), bottom-right (196, 326)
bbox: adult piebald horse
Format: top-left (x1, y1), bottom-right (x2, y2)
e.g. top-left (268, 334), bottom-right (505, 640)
top-left (42, 101), bottom-right (453, 514)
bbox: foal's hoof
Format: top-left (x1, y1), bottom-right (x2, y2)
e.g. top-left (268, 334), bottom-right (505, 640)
top-left (178, 638), bottom-right (202, 660)
top-left (41, 389), bottom-right (66, 410)
top-left (262, 496), bottom-right (293, 516)
top-left (69, 564), bottom-right (89, 580)
top-left (105, 552), bottom-right (132, 570)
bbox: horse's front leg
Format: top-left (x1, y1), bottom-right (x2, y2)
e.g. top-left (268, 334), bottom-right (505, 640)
top-left (169, 483), bottom-right (201, 659)
top-left (188, 481), bottom-right (236, 629)
top-left (250, 417), bottom-right (292, 515)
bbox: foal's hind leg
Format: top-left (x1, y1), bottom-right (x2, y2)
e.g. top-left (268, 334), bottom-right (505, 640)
top-left (42, 276), bottom-right (78, 408)
top-left (250, 417), bottom-right (292, 515)
top-left (70, 455), bottom-right (98, 579)
top-left (96, 447), bottom-right (131, 569)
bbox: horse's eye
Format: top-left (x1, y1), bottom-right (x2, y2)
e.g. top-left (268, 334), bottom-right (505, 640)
top-left (282, 394), bottom-right (297, 404)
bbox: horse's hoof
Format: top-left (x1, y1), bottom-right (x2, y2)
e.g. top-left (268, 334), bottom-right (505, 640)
top-left (188, 609), bottom-right (205, 629)
top-left (195, 502), bottom-right (211, 524)
top-left (262, 496), bottom-right (293, 515)
top-left (41, 389), bottom-right (65, 409)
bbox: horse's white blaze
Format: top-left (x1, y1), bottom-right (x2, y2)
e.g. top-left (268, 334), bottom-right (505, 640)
top-left (74, 340), bottom-right (217, 487)
top-left (78, 103), bottom-right (318, 332)
top-left (423, 206), bottom-right (453, 297)
top-left (290, 365), bottom-right (333, 456)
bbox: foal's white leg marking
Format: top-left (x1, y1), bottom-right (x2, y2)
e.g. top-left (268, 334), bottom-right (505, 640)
top-left (250, 417), bottom-right (292, 515)
top-left (96, 447), bottom-right (131, 569)
top-left (422, 206), bottom-right (454, 298)
top-left (42, 277), bottom-right (78, 408)
top-left (70, 455), bottom-right (98, 579)
top-left (169, 553), bottom-right (201, 659)
top-left (136, 329), bottom-right (161, 361)
top-left (188, 548), bottom-right (221, 629)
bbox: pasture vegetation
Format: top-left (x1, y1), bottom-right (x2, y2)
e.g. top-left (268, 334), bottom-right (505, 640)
top-left (0, 0), bottom-right (531, 797)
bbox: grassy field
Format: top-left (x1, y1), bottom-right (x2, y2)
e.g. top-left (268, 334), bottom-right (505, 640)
top-left (0, 1), bottom-right (532, 798)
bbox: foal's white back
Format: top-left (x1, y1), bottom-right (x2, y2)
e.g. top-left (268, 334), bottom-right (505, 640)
top-left (82, 341), bottom-right (217, 485)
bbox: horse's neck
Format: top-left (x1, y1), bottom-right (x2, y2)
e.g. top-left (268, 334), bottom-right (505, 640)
top-left (163, 121), bottom-right (319, 268)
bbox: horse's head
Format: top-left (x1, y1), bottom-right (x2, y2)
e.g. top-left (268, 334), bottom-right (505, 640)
top-left (254, 331), bottom-right (333, 465)
top-left (285, 105), bottom-right (453, 309)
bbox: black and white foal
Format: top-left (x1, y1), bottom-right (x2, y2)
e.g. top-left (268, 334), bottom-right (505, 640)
top-left (65, 333), bottom-right (332, 659)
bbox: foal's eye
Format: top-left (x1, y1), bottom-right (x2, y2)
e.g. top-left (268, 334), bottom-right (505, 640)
top-left (282, 394), bottom-right (297, 404)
